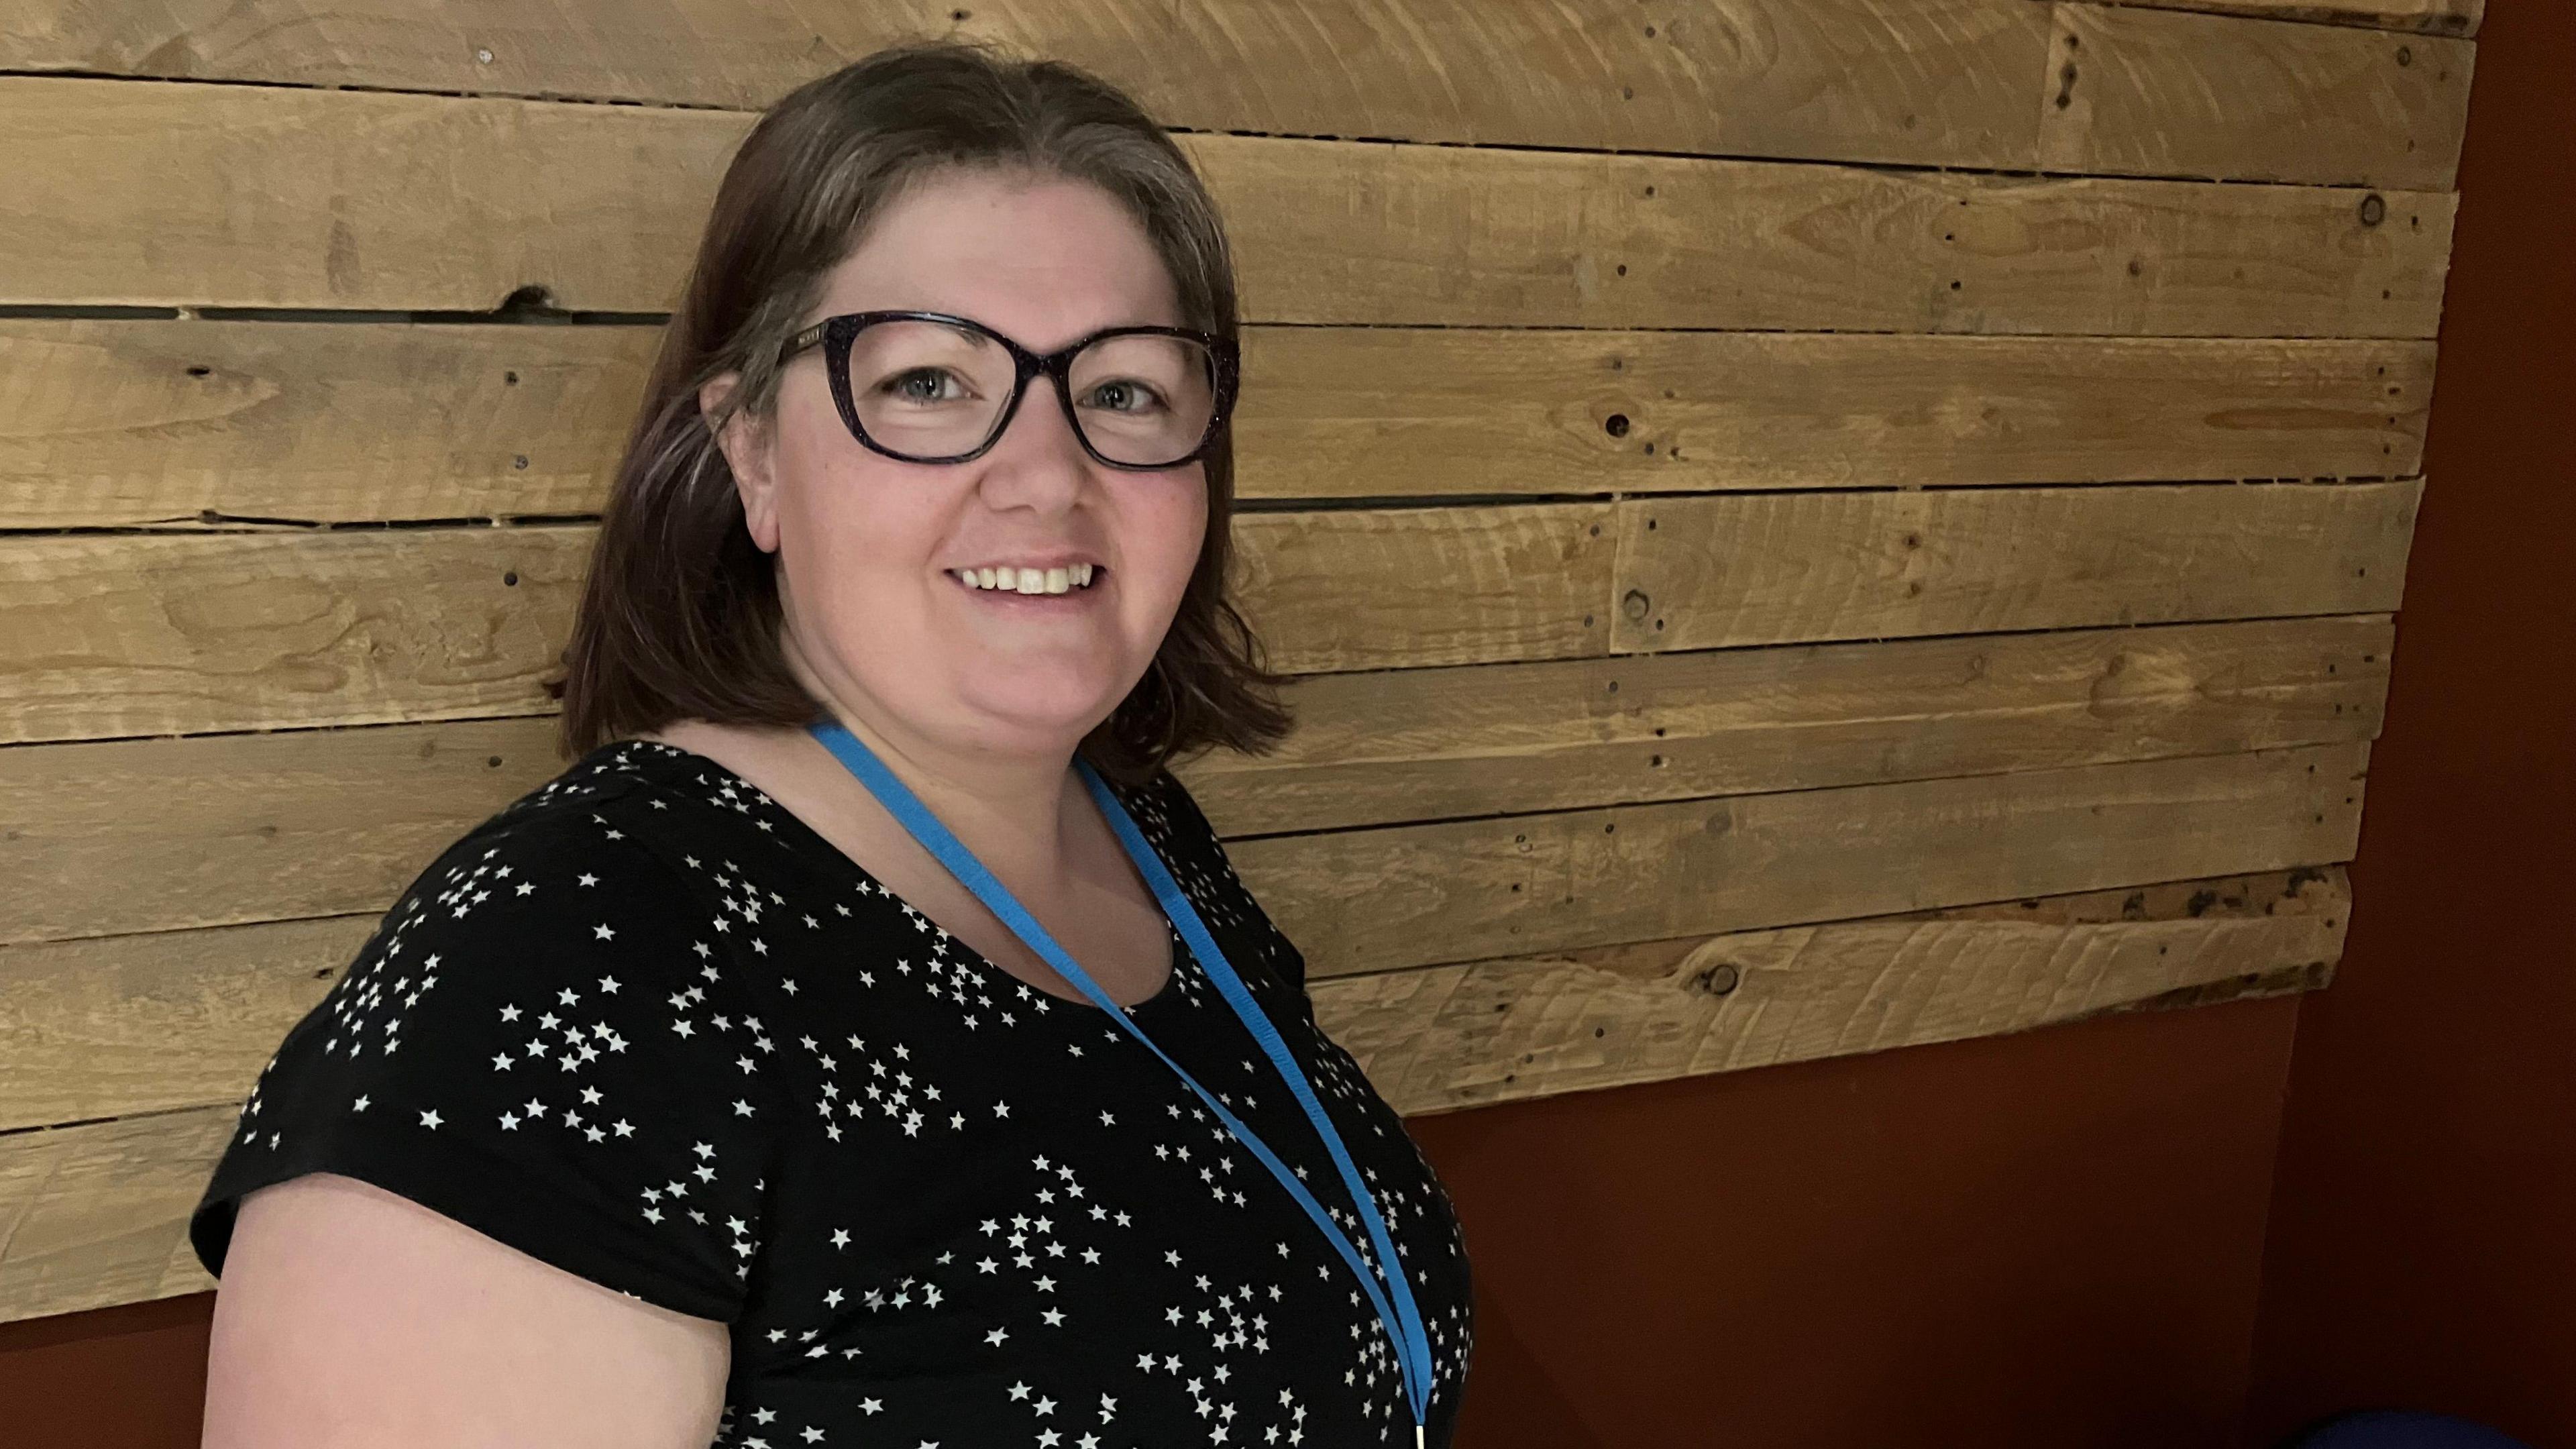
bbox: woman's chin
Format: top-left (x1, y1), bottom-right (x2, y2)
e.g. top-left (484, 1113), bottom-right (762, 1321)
top-left (945, 679), bottom-right (1126, 739)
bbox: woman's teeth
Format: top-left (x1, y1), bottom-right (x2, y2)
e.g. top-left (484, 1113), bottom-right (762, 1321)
top-left (952, 564), bottom-right (1098, 594)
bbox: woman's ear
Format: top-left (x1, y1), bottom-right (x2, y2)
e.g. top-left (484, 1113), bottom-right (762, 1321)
top-left (699, 372), bottom-right (782, 553)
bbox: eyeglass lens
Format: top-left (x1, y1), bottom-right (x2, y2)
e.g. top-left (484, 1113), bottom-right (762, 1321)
top-left (846, 319), bottom-right (1219, 466)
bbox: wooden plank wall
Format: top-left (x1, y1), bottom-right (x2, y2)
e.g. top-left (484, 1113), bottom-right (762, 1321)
top-left (0, 0), bottom-right (2465, 1323)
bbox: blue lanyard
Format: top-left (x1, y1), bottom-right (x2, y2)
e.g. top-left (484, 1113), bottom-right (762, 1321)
top-left (808, 721), bottom-right (1435, 1442)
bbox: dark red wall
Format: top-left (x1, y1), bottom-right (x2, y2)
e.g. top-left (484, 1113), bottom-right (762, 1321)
top-left (0, 1294), bottom-right (209, 1447)
top-left (1414, 999), bottom-right (2302, 1447)
top-left (2242, 3), bottom-right (2576, 1444)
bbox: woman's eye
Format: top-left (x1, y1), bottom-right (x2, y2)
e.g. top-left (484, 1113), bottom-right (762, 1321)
top-left (881, 368), bottom-right (966, 402)
top-left (1085, 380), bottom-right (1167, 413)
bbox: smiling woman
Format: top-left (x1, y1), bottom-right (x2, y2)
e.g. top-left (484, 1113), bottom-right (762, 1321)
top-left (189, 40), bottom-right (1475, 1449)
top-left (687, 167), bottom-right (1226, 808)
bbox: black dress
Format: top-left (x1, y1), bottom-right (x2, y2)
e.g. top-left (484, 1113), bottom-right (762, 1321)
top-left (190, 738), bottom-right (1477, 1447)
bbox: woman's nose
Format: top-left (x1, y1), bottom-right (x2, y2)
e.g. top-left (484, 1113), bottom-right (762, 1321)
top-left (983, 378), bottom-right (1095, 473)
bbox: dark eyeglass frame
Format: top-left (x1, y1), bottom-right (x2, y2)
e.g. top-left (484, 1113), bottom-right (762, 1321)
top-left (777, 309), bottom-right (1241, 471)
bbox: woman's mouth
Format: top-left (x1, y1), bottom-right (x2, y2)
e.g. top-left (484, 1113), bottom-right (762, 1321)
top-left (947, 563), bottom-right (1106, 607)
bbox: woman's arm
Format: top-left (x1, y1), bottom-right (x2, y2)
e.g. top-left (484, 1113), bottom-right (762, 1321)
top-left (203, 1172), bottom-right (731, 1449)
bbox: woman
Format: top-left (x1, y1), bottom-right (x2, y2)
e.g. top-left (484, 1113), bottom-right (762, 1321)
top-left (192, 40), bottom-right (1476, 1448)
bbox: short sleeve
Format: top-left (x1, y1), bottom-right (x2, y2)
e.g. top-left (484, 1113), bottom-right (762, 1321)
top-left (189, 786), bottom-right (784, 1324)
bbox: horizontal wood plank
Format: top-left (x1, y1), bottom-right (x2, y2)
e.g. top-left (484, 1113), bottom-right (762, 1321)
top-left (0, 1108), bottom-right (230, 1322)
top-left (2040, 4), bottom-right (2471, 189)
top-left (1231, 504), bottom-right (1619, 674)
top-left (1205, 136), bottom-right (2453, 337)
top-left (0, 917), bottom-right (370, 1131)
top-left (1610, 480), bottom-right (2419, 652)
top-left (0, 479), bottom-right (2417, 742)
top-left (0, 861), bottom-right (2343, 1322)
top-left (0, 319), bottom-right (2434, 528)
top-left (0, 319), bottom-right (661, 529)
top-left (0, 1), bottom-right (2474, 168)
top-left (0, 0), bottom-right (2051, 165)
top-left (1239, 331), bottom-right (2435, 501)
top-left (1193, 614), bottom-right (2392, 835)
top-left (0, 527), bottom-right (596, 745)
top-left (1248, 741), bottom-right (2367, 977)
top-left (0, 741), bottom-right (2360, 1126)
top-left (0, 615), bottom-right (2390, 946)
top-left (0, 720), bottom-right (568, 947)
top-left (1316, 865), bottom-right (2350, 1112)
top-left (0, 506), bottom-right (1613, 741)
top-left (0, 78), bottom-right (2454, 336)
top-left (2084, 1), bottom-right (2477, 36)
top-left (0, 76), bottom-right (743, 313)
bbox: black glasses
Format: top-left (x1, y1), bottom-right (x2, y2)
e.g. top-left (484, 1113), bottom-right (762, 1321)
top-left (777, 310), bottom-right (1240, 470)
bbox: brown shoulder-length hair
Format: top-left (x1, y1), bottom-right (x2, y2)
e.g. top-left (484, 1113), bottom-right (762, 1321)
top-left (547, 40), bottom-right (1293, 790)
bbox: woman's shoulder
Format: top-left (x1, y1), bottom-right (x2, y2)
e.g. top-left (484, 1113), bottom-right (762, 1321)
top-left (270, 737), bottom-right (783, 1101)
top-left (480, 737), bottom-right (718, 832)
top-left (188, 737), bottom-right (793, 1322)
top-left (459, 737), bottom-right (786, 876)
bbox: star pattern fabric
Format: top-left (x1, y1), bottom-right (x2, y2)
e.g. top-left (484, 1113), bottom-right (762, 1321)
top-left (190, 739), bottom-right (1476, 1446)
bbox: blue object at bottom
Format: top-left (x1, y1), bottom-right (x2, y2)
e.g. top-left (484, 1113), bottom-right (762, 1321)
top-left (2284, 1410), bottom-right (2534, 1449)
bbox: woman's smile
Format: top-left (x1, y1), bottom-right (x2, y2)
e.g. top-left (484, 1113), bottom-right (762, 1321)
top-left (944, 560), bottom-right (1112, 614)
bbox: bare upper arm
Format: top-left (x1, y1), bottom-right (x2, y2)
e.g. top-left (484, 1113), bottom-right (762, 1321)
top-left (203, 1172), bottom-right (731, 1449)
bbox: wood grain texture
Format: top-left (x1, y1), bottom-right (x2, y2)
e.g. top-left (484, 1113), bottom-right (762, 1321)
top-left (1195, 614), bottom-right (2392, 835)
top-left (0, 527), bottom-right (594, 745)
top-left (0, 753), bottom-right (2357, 1124)
top-left (0, 319), bottom-right (661, 529)
top-left (0, 508), bottom-right (1611, 742)
top-left (0, 1107), bottom-right (230, 1322)
top-left (0, 719), bottom-right (568, 946)
top-left (2040, 5), bottom-right (2472, 188)
top-left (0, 616), bottom-right (2389, 947)
top-left (0, 76), bottom-right (740, 311)
top-left (1205, 136), bottom-right (2454, 337)
top-left (1609, 480), bottom-right (2419, 653)
top-left (1247, 741), bottom-right (2367, 977)
top-left (0, 862), bottom-right (2345, 1323)
top-left (0, 918), bottom-right (371, 1131)
top-left (0, 481), bottom-right (2415, 743)
top-left (0, 730), bottom-right (2364, 1126)
top-left (1239, 331), bottom-right (2435, 499)
top-left (1315, 865), bottom-right (2351, 1112)
top-left (1230, 504), bottom-right (1619, 674)
top-left (0, 78), bottom-right (2455, 336)
top-left (2083, 1), bottom-right (2479, 36)
top-left (0, 0), bottom-right (2050, 164)
top-left (0, 319), bottom-right (2435, 528)
top-left (0, 0), bottom-right (2477, 168)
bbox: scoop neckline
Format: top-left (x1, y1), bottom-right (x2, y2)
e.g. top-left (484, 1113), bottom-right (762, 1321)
top-left (606, 738), bottom-right (1190, 1019)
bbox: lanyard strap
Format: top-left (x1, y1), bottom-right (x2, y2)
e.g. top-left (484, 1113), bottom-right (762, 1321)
top-left (808, 722), bottom-right (1434, 1435)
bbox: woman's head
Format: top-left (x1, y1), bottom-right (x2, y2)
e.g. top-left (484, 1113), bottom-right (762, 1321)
top-left (551, 41), bottom-right (1291, 788)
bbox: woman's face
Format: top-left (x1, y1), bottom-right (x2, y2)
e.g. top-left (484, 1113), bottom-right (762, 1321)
top-left (708, 167), bottom-right (1212, 763)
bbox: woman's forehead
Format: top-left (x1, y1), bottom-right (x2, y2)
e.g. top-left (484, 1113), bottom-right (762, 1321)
top-left (814, 170), bottom-right (1183, 340)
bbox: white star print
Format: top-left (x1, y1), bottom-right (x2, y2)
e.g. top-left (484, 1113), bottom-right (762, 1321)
top-left (197, 742), bottom-right (1472, 1449)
